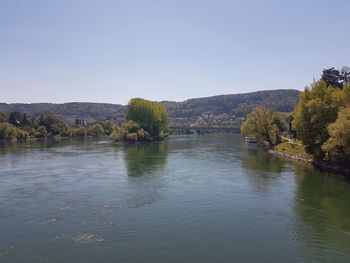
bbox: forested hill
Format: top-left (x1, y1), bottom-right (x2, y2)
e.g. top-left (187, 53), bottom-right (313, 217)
top-left (0, 89), bottom-right (300, 121)
top-left (161, 89), bottom-right (300, 117)
top-left (0, 102), bottom-right (124, 120)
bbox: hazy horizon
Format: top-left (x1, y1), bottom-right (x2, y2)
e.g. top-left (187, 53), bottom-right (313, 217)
top-left (1, 0), bottom-right (349, 104)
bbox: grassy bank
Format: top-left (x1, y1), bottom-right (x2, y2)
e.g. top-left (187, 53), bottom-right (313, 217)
top-left (273, 141), bottom-right (313, 160)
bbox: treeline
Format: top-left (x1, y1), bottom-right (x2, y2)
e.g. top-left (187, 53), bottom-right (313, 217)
top-left (0, 111), bottom-right (113, 140)
top-left (242, 66), bottom-right (350, 166)
top-left (0, 102), bottom-right (124, 121)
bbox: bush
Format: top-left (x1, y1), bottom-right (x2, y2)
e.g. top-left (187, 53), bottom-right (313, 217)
top-left (126, 132), bottom-right (138, 141)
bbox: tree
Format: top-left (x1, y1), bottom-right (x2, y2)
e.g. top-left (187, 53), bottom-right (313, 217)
top-left (0, 123), bottom-right (18, 139)
top-left (89, 123), bottom-right (104, 137)
top-left (22, 113), bottom-right (31, 127)
top-left (322, 107), bottom-right (350, 164)
top-left (241, 107), bottom-right (285, 146)
top-left (340, 66), bottom-right (350, 86)
top-left (321, 67), bottom-right (342, 89)
top-left (9, 111), bottom-right (23, 127)
top-left (126, 98), bottom-right (168, 138)
top-left (0, 111), bottom-right (8, 123)
top-left (293, 80), bottom-right (350, 159)
top-left (39, 114), bottom-right (62, 134)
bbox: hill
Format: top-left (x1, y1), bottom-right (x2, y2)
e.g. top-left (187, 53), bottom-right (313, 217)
top-left (161, 89), bottom-right (300, 118)
top-left (0, 89), bottom-right (300, 123)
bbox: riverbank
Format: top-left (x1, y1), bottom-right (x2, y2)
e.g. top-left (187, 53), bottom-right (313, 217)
top-left (269, 142), bottom-right (350, 176)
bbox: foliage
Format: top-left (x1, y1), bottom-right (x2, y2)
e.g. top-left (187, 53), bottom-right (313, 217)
top-left (293, 80), bottom-right (350, 159)
top-left (0, 123), bottom-right (18, 139)
top-left (126, 132), bottom-right (138, 141)
top-left (322, 107), bottom-right (350, 164)
top-left (89, 123), bottom-right (104, 137)
top-left (274, 141), bottom-right (313, 160)
top-left (321, 68), bottom-right (343, 89)
top-left (126, 98), bottom-right (168, 138)
top-left (241, 107), bottom-right (285, 146)
top-left (0, 111), bottom-right (8, 123)
top-left (9, 111), bottom-right (23, 127)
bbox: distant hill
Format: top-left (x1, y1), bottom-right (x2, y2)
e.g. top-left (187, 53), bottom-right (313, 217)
top-left (161, 89), bottom-right (300, 117)
top-left (0, 102), bottom-right (124, 121)
top-left (0, 89), bottom-right (300, 121)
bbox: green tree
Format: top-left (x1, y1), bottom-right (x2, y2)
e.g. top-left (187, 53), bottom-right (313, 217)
top-left (9, 111), bottom-right (23, 127)
top-left (322, 107), bottom-right (350, 164)
top-left (22, 113), bottom-right (31, 127)
top-left (321, 67), bottom-right (342, 89)
top-left (89, 123), bottom-right (104, 137)
top-left (0, 123), bottom-right (18, 139)
top-left (126, 98), bottom-right (168, 138)
top-left (39, 114), bottom-right (62, 134)
top-left (293, 81), bottom-right (350, 158)
top-left (0, 111), bottom-right (8, 123)
top-left (241, 107), bottom-right (285, 146)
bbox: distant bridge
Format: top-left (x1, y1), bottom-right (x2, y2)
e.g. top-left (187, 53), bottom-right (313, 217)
top-left (170, 126), bottom-right (240, 132)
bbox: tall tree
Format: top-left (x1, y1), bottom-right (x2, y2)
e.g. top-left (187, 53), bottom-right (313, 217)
top-left (321, 67), bottom-right (342, 89)
top-left (0, 110), bottom-right (8, 123)
top-left (322, 107), bottom-right (350, 164)
top-left (126, 98), bottom-right (168, 137)
top-left (9, 112), bottom-right (23, 127)
top-left (241, 107), bottom-right (285, 146)
top-left (293, 80), bottom-right (350, 158)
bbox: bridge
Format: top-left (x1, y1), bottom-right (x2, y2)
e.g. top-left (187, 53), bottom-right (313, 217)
top-left (170, 126), bottom-right (240, 133)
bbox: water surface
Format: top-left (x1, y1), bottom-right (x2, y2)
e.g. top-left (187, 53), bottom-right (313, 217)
top-left (0, 134), bottom-right (350, 262)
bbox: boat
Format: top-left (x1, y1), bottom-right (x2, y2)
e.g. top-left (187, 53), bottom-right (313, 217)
top-left (245, 136), bottom-right (257, 143)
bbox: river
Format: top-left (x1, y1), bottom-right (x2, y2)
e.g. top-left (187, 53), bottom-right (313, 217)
top-left (0, 134), bottom-right (349, 262)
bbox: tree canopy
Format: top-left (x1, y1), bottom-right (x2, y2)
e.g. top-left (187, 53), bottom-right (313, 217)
top-left (322, 107), bottom-right (350, 164)
top-left (241, 107), bottom-right (285, 146)
top-left (293, 80), bottom-right (350, 158)
top-left (126, 98), bottom-right (168, 138)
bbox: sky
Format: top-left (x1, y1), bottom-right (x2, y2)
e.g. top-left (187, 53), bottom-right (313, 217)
top-left (0, 0), bottom-right (349, 104)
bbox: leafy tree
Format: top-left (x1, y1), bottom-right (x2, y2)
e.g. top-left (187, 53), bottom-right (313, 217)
top-left (36, 126), bottom-right (48, 138)
top-left (126, 98), bottom-right (168, 137)
top-left (0, 123), bottom-right (18, 139)
top-left (321, 67), bottom-right (342, 89)
top-left (108, 125), bottom-right (127, 141)
top-left (0, 111), bottom-right (8, 123)
top-left (293, 81), bottom-right (350, 158)
top-left (89, 123), bottom-right (104, 137)
top-left (322, 107), bottom-right (350, 164)
top-left (39, 114), bottom-right (62, 134)
top-left (9, 111), bottom-right (23, 127)
top-left (241, 107), bottom-right (285, 146)
top-left (340, 66), bottom-right (350, 86)
top-left (22, 114), bottom-right (31, 127)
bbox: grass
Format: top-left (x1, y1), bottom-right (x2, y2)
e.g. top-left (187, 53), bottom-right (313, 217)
top-left (274, 141), bottom-right (313, 160)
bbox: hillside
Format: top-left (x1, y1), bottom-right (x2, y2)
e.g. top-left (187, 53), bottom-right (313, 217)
top-left (161, 89), bottom-right (300, 118)
top-left (0, 89), bottom-right (300, 123)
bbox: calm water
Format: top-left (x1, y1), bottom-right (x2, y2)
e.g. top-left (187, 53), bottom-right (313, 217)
top-left (0, 134), bottom-right (350, 263)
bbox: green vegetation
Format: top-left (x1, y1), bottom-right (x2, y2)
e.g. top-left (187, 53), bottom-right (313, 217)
top-left (322, 107), bottom-right (350, 164)
top-left (293, 67), bottom-right (350, 160)
top-left (274, 141), bottom-right (312, 160)
top-left (241, 107), bottom-right (285, 146)
top-left (0, 110), bottom-right (113, 140)
top-left (109, 98), bottom-right (168, 142)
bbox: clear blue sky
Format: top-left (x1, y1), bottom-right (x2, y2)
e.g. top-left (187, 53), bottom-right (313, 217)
top-left (1, 0), bottom-right (349, 104)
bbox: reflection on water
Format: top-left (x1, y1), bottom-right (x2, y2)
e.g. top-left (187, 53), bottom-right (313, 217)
top-left (124, 141), bottom-right (168, 177)
top-left (294, 165), bottom-right (350, 259)
top-left (0, 134), bottom-right (350, 263)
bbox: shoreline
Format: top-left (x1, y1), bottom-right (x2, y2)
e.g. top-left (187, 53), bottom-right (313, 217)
top-left (268, 149), bottom-right (350, 177)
